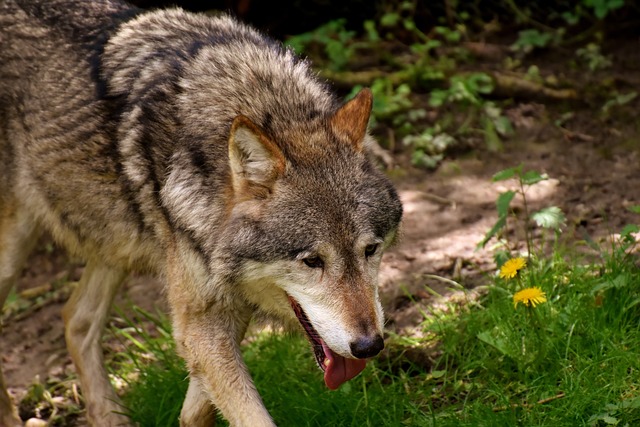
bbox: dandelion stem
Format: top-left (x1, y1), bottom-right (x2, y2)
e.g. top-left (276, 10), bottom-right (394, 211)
top-left (519, 176), bottom-right (533, 259)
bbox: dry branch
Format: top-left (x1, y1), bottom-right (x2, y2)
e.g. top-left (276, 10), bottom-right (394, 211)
top-left (322, 68), bottom-right (578, 102)
top-left (489, 72), bottom-right (577, 101)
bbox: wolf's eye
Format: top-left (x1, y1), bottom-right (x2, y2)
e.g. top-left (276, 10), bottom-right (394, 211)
top-left (365, 244), bottom-right (379, 258)
top-left (303, 256), bottom-right (324, 269)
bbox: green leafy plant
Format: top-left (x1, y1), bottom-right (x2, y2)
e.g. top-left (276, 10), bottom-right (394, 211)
top-left (404, 167), bottom-right (640, 426)
top-left (362, 79), bottom-right (414, 126)
top-left (377, 1), bottom-right (431, 43)
top-left (429, 73), bottom-right (493, 108)
top-left (583, 0), bottom-right (625, 19)
top-left (353, 80), bottom-right (458, 169)
top-left (286, 19), bottom-right (355, 71)
top-left (426, 74), bottom-right (513, 156)
top-left (403, 127), bottom-right (455, 169)
top-left (511, 29), bottom-right (556, 54)
top-left (482, 102), bottom-right (515, 152)
top-left (478, 165), bottom-right (565, 256)
top-left (576, 43), bottom-right (612, 71)
top-left (601, 90), bottom-right (638, 117)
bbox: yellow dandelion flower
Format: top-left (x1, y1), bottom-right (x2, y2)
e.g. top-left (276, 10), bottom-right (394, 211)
top-left (499, 257), bottom-right (527, 279)
top-left (513, 287), bottom-right (547, 308)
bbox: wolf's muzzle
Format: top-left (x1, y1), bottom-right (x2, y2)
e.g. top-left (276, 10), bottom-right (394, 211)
top-left (349, 334), bottom-right (384, 359)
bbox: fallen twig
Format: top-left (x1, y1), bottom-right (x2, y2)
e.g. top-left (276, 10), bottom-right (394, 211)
top-left (492, 392), bottom-right (566, 412)
top-left (489, 72), bottom-right (577, 101)
top-left (321, 68), bottom-right (578, 102)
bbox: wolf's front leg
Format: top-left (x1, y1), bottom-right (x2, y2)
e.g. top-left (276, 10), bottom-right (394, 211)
top-left (173, 308), bottom-right (273, 427)
top-left (167, 272), bottom-right (271, 427)
top-left (179, 375), bottom-right (217, 426)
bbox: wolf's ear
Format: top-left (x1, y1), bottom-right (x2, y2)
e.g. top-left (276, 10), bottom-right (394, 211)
top-left (330, 88), bottom-right (373, 151)
top-left (229, 116), bottom-right (285, 198)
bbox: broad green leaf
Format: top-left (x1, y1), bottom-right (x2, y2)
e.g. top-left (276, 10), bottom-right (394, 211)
top-left (428, 89), bottom-right (448, 107)
top-left (521, 170), bottom-right (548, 185)
top-left (561, 11), bottom-right (580, 25)
top-left (403, 19), bottom-right (417, 31)
top-left (511, 29), bottom-right (553, 52)
top-left (477, 215), bottom-right (506, 249)
top-left (492, 166), bottom-right (521, 182)
top-left (494, 116), bottom-right (514, 136)
top-left (363, 20), bottom-right (379, 42)
top-left (497, 191), bottom-right (516, 217)
top-left (621, 395), bottom-right (640, 409)
top-left (380, 12), bottom-right (400, 27)
top-left (592, 273), bottom-right (629, 294)
top-left (627, 205), bottom-right (640, 214)
top-left (616, 91), bottom-right (637, 105)
top-left (469, 73), bottom-right (494, 94)
top-left (531, 206), bottom-right (565, 229)
top-left (620, 224), bottom-right (639, 238)
top-left (585, 0), bottom-right (624, 19)
top-left (431, 370), bottom-right (446, 379)
top-left (477, 330), bottom-right (515, 359)
top-left (483, 118), bottom-right (502, 152)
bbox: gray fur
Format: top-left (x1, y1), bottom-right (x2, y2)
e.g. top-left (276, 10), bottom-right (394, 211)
top-left (0, 1), bottom-right (403, 425)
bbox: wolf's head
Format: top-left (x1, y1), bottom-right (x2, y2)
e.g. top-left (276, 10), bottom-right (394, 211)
top-left (216, 89), bottom-right (402, 389)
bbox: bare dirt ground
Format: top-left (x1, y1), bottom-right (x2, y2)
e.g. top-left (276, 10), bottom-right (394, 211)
top-left (2, 44), bottom-right (640, 425)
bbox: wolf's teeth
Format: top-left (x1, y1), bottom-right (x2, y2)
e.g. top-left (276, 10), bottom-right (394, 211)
top-left (324, 358), bottom-right (331, 367)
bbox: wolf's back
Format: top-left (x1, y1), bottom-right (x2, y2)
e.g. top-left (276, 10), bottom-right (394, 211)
top-left (0, 0), bottom-right (139, 97)
top-left (0, 0), bottom-right (343, 270)
top-left (0, 0), bottom-right (152, 268)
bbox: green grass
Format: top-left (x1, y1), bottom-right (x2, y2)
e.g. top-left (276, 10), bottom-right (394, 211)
top-left (422, 245), bottom-right (640, 426)
top-left (116, 322), bottom-right (431, 426)
top-left (114, 235), bottom-right (640, 426)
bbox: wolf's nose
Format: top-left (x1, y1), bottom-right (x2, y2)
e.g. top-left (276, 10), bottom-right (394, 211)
top-left (350, 334), bottom-right (384, 359)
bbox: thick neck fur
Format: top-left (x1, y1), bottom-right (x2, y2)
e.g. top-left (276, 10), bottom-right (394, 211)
top-left (97, 7), bottom-right (351, 267)
top-left (103, 9), bottom-right (338, 146)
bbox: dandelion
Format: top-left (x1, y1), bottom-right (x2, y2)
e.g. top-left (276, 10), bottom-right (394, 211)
top-left (513, 287), bottom-right (547, 308)
top-left (499, 257), bottom-right (527, 279)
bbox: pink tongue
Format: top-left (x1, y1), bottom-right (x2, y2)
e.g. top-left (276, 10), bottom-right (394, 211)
top-left (321, 342), bottom-right (367, 390)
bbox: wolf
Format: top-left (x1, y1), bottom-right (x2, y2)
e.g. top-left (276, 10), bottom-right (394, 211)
top-left (0, 0), bottom-right (403, 425)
